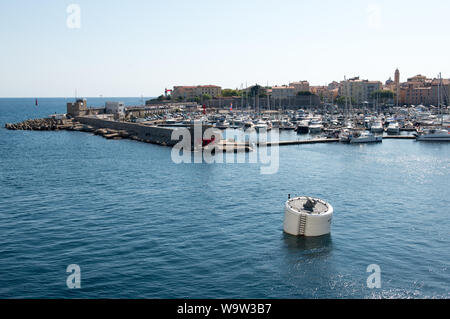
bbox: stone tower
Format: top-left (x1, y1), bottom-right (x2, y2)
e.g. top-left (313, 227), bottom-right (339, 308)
top-left (394, 69), bottom-right (400, 85)
top-left (67, 99), bottom-right (87, 117)
top-left (394, 69), bottom-right (400, 106)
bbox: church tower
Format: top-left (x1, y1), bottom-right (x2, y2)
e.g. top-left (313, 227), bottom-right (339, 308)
top-left (394, 69), bottom-right (400, 85)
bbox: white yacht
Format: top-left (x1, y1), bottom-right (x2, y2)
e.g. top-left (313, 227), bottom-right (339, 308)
top-left (350, 131), bottom-right (383, 144)
top-left (165, 118), bottom-right (178, 125)
top-left (215, 118), bottom-right (230, 129)
top-left (254, 120), bottom-right (271, 132)
top-left (339, 129), bottom-right (353, 143)
top-left (370, 120), bottom-right (384, 133)
top-left (296, 120), bottom-right (310, 134)
top-left (281, 119), bottom-right (295, 130)
top-left (308, 119), bottom-right (323, 134)
top-left (308, 124), bottom-right (323, 134)
top-left (415, 128), bottom-right (450, 141)
top-left (243, 120), bottom-right (255, 130)
top-left (386, 121), bottom-right (400, 135)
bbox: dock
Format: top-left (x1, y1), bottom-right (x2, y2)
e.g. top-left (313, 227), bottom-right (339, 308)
top-left (241, 138), bottom-right (339, 147)
top-left (383, 135), bottom-right (416, 140)
top-left (206, 138), bottom-right (339, 152)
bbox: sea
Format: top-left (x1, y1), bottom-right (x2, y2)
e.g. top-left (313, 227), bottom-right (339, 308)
top-left (0, 98), bottom-right (448, 298)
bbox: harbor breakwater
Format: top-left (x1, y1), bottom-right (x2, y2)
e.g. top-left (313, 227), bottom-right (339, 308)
top-left (76, 117), bottom-right (180, 146)
top-left (4, 117), bottom-right (186, 147)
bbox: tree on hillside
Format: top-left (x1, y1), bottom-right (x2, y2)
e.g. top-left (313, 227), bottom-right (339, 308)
top-left (222, 89), bottom-right (240, 97)
top-left (336, 96), bottom-right (356, 106)
top-left (248, 84), bottom-right (267, 98)
top-left (370, 90), bottom-right (396, 104)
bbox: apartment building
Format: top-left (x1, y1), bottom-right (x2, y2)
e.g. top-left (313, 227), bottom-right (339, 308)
top-left (339, 77), bottom-right (382, 105)
top-left (172, 85), bottom-right (222, 99)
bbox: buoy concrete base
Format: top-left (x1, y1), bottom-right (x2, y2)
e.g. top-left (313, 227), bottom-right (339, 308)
top-left (284, 197), bottom-right (333, 237)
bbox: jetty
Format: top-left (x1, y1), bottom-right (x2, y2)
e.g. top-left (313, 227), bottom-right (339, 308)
top-left (254, 138), bottom-right (339, 147)
top-left (383, 135), bottom-right (416, 140)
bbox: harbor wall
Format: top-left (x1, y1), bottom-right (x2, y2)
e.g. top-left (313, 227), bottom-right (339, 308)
top-left (76, 116), bottom-right (180, 146)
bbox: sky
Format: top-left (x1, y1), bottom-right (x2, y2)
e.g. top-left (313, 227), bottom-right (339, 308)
top-left (0, 0), bottom-right (449, 97)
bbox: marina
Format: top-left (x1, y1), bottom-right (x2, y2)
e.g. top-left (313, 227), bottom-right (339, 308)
top-left (4, 96), bottom-right (450, 149)
top-left (2, 0), bottom-right (450, 305)
top-left (1, 97), bottom-right (449, 299)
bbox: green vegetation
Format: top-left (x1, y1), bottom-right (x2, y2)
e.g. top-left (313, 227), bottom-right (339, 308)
top-left (370, 90), bottom-right (395, 105)
top-left (297, 91), bottom-right (312, 96)
top-left (336, 96), bottom-right (356, 106)
top-left (222, 89), bottom-right (240, 97)
top-left (248, 84), bottom-right (267, 98)
top-left (370, 90), bottom-right (395, 99)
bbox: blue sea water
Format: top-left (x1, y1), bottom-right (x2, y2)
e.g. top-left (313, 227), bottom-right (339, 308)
top-left (0, 98), bottom-right (449, 299)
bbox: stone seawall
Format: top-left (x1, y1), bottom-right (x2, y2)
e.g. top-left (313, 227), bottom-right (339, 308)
top-left (4, 116), bottom-right (248, 151)
top-left (76, 117), bottom-right (179, 146)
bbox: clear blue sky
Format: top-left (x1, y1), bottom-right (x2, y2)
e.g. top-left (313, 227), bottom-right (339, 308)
top-left (0, 0), bottom-right (449, 97)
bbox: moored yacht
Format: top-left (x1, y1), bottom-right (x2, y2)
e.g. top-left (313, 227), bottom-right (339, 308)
top-left (350, 131), bottom-right (383, 144)
top-left (254, 120), bottom-right (271, 132)
top-left (308, 124), bottom-right (323, 134)
top-left (308, 119), bottom-right (323, 134)
top-left (243, 120), bottom-right (255, 130)
top-left (339, 129), bottom-right (353, 143)
top-left (387, 121), bottom-right (400, 135)
top-left (296, 120), bottom-right (310, 134)
top-left (415, 128), bottom-right (450, 141)
top-left (281, 119), bottom-right (295, 130)
top-left (370, 120), bottom-right (384, 133)
top-left (215, 118), bottom-right (230, 129)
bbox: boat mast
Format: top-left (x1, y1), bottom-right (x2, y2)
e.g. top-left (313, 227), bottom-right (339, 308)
top-left (240, 83), bottom-right (244, 112)
top-left (438, 73), bottom-right (443, 126)
top-left (344, 76), bottom-right (348, 123)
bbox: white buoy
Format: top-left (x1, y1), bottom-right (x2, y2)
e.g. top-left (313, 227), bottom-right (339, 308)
top-left (284, 196), bottom-right (333, 237)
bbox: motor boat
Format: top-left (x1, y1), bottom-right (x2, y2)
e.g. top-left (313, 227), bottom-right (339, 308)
top-left (386, 121), bottom-right (400, 135)
top-left (281, 120), bottom-right (295, 130)
top-left (308, 124), bottom-right (323, 134)
top-left (296, 120), bottom-right (309, 134)
top-left (165, 118), bottom-right (178, 125)
top-left (370, 120), bottom-right (384, 133)
top-left (308, 119), bottom-right (323, 134)
top-left (243, 121), bottom-right (255, 130)
top-left (415, 128), bottom-right (450, 141)
top-left (215, 118), bottom-right (230, 129)
top-left (339, 129), bottom-right (353, 143)
top-left (350, 131), bottom-right (383, 144)
top-left (254, 120), bottom-right (271, 132)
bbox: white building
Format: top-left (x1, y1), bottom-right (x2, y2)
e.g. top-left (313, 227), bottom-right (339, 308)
top-left (339, 77), bottom-right (382, 105)
top-left (105, 102), bottom-right (125, 115)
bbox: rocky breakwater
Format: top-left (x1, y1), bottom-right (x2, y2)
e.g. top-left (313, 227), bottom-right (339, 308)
top-left (4, 118), bottom-right (71, 131)
top-left (94, 128), bottom-right (130, 140)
